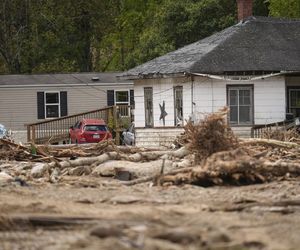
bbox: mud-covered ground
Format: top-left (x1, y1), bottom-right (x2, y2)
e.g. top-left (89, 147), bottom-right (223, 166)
top-left (1, 176), bottom-right (300, 250)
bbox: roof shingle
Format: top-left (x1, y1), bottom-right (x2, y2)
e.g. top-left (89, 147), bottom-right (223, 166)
top-left (123, 16), bottom-right (300, 78)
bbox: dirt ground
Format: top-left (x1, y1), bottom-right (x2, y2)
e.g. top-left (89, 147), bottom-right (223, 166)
top-left (1, 176), bottom-right (300, 250)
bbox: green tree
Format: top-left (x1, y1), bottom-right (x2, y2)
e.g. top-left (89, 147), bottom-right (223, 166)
top-left (268, 0), bottom-right (300, 18)
top-left (0, 0), bottom-right (31, 73)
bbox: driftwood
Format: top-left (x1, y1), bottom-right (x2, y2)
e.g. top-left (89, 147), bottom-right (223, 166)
top-left (122, 167), bottom-right (195, 186)
top-left (240, 138), bottom-right (300, 149)
top-left (156, 148), bottom-right (300, 187)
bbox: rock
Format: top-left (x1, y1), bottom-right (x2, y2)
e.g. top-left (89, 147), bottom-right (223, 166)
top-left (0, 163), bottom-right (13, 169)
top-left (110, 195), bottom-right (141, 204)
top-left (69, 166), bottom-right (91, 176)
top-left (152, 228), bottom-right (201, 244)
top-left (50, 168), bottom-right (60, 183)
top-left (0, 172), bottom-right (14, 183)
top-left (90, 225), bottom-right (123, 238)
top-left (31, 163), bottom-right (48, 178)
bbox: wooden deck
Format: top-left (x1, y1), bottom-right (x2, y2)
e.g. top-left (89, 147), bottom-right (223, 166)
top-left (26, 105), bottom-right (133, 144)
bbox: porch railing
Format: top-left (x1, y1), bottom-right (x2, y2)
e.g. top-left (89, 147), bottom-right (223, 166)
top-left (26, 105), bottom-right (134, 144)
top-left (251, 118), bottom-right (300, 138)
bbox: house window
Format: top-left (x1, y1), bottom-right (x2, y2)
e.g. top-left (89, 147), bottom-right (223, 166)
top-left (45, 92), bottom-right (60, 118)
top-left (227, 86), bottom-right (253, 125)
top-left (144, 87), bottom-right (153, 127)
top-left (174, 86), bottom-right (183, 126)
top-left (115, 91), bottom-right (129, 105)
top-left (37, 91), bottom-right (68, 119)
top-left (115, 90), bottom-right (129, 116)
top-left (289, 89), bottom-right (300, 118)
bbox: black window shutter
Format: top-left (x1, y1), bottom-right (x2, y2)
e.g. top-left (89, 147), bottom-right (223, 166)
top-left (107, 90), bottom-right (115, 106)
top-left (60, 91), bottom-right (68, 117)
top-left (37, 92), bottom-right (45, 119)
top-left (130, 89), bottom-right (134, 106)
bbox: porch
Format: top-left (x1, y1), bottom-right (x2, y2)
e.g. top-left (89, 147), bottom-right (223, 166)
top-left (26, 105), bottom-right (133, 145)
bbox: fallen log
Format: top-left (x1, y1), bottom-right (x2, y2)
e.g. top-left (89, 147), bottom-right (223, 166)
top-left (240, 138), bottom-right (300, 149)
top-left (122, 167), bottom-right (195, 186)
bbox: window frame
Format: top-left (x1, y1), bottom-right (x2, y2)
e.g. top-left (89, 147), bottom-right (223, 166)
top-left (44, 91), bottom-right (61, 119)
top-left (227, 85), bottom-right (254, 126)
top-left (174, 86), bottom-right (183, 126)
top-left (144, 87), bottom-right (154, 128)
top-left (288, 88), bottom-right (300, 116)
top-left (115, 90), bottom-right (130, 105)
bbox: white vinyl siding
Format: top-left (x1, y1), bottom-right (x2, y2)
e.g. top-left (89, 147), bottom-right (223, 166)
top-left (0, 84), bottom-right (132, 131)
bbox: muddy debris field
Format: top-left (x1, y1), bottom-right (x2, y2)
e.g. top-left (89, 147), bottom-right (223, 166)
top-left (1, 112), bottom-right (300, 250)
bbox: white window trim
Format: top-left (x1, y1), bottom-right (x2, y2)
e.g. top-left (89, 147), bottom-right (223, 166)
top-left (115, 90), bottom-right (130, 105)
top-left (228, 86), bottom-right (253, 125)
top-left (44, 91), bottom-right (61, 119)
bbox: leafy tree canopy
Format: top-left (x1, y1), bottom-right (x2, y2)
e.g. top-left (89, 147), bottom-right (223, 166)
top-left (0, 0), bottom-right (294, 74)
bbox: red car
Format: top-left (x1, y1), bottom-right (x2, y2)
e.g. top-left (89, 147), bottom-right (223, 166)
top-left (69, 118), bottom-right (112, 144)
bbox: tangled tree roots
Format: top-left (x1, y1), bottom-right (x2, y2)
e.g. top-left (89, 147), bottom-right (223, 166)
top-left (156, 148), bottom-right (300, 187)
top-left (182, 107), bottom-right (238, 163)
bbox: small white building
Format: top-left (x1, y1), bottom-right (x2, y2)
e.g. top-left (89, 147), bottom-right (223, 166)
top-left (122, 1), bottom-right (300, 148)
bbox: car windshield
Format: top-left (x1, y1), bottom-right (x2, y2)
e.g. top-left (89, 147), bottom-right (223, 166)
top-left (84, 125), bottom-right (107, 132)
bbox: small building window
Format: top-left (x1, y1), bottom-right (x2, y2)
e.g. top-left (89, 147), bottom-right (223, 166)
top-left (174, 86), bottom-right (183, 126)
top-left (289, 89), bottom-right (300, 118)
top-left (45, 92), bottom-right (60, 118)
top-left (227, 86), bottom-right (253, 125)
top-left (37, 91), bottom-right (68, 119)
top-left (115, 91), bottom-right (129, 116)
top-left (115, 91), bottom-right (129, 104)
top-left (144, 87), bottom-right (153, 127)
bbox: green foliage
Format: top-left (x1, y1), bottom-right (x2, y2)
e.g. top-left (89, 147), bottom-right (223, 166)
top-left (269, 0), bottom-right (300, 18)
top-left (0, 0), bottom-right (296, 74)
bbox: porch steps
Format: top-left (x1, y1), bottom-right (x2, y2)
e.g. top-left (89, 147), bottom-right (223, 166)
top-left (231, 127), bottom-right (252, 138)
top-left (135, 128), bottom-right (184, 148)
top-left (136, 126), bottom-right (252, 148)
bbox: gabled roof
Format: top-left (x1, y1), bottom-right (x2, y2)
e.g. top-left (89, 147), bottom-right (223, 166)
top-left (0, 72), bottom-right (131, 86)
top-left (123, 16), bottom-right (300, 78)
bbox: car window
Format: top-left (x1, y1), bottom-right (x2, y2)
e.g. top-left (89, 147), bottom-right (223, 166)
top-left (84, 125), bottom-right (107, 131)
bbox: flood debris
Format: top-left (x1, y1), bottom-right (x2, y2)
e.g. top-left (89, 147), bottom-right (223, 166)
top-left (1, 108), bottom-right (300, 189)
top-left (181, 107), bottom-right (238, 163)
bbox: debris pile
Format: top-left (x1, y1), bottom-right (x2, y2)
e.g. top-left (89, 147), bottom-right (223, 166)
top-left (0, 139), bottom-right (38, 161)
top-left (181, 107), bottom-right (238, 163)
top-left (262, 127), bottom-right (300, 143)
top-left (157, 145), bottom-right (300, 186)
top-left (1, 108), bottom-right (300, 187)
